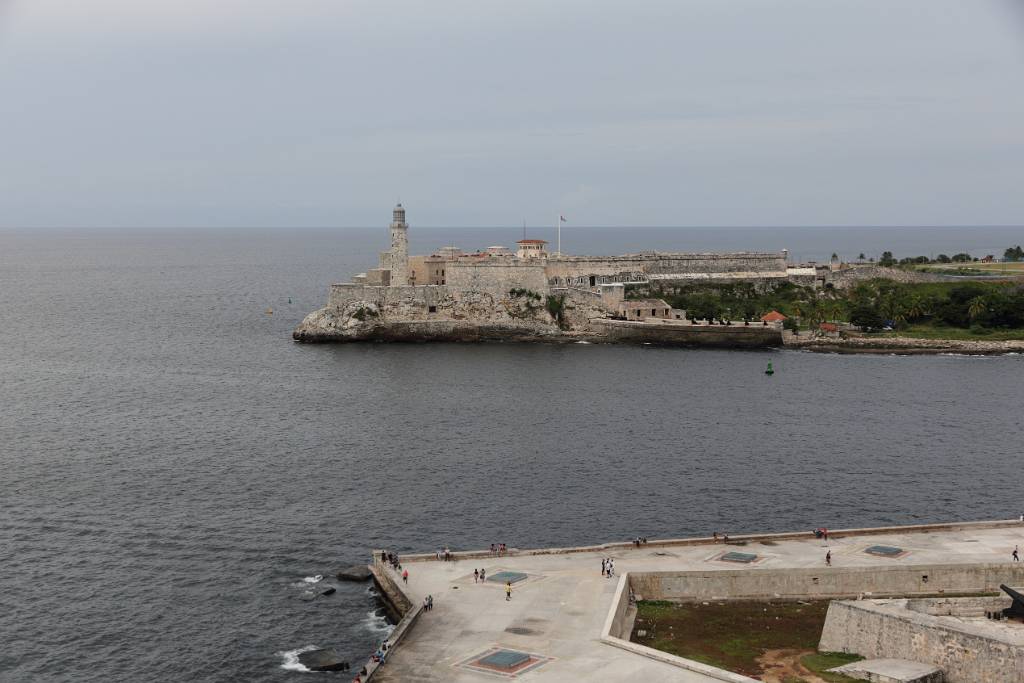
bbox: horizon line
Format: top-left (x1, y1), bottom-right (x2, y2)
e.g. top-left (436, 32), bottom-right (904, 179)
top-left (2, 224), bottom-right (1022, 231)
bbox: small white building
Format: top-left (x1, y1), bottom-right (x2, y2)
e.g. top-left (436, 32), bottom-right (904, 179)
top-left (617, 299), bottom-right (675, 321)
top-left (516, 239), bottom-right (549, 259)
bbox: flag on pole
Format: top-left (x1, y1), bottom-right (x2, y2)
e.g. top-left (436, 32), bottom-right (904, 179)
top-left (559, 215), bottom-right (567, 222)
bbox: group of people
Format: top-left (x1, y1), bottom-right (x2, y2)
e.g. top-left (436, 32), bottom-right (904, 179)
top-left (350, 641), bottom-right (390, 683)
top-left (489, 543), bottom-right (508, 555)
top-left (437, 546), bottom-right (454, 561)
top-left (712, 532), bottom-right (731, 543)
top-left (472, 568), bottom-right (487, 583)
top-left (601, 557), bottom-right (615, 578)
top-left (422, 594), bottom-right (434, 610)
top-left (381, 550), bottom-right (402, 570)
top-left (631, 537), bottom-right (648, 547)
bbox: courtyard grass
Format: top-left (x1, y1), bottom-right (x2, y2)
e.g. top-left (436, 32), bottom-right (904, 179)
top-left (631, 599), bottom-right (861, 681)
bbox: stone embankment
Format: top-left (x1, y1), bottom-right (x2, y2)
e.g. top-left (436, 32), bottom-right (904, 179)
top-left (785, 334), bottom-right (1024, 355)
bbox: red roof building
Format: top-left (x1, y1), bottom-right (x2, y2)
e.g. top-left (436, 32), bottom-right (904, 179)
top-left (761, 310), bottom-right (787, 322)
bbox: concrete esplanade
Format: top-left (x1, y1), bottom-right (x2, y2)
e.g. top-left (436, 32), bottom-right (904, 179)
top-left (364, 520), bottom-right (1024, 682)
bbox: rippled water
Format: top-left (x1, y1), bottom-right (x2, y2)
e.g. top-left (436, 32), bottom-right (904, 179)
top-left (2, 227), bottom-right (1022, 681)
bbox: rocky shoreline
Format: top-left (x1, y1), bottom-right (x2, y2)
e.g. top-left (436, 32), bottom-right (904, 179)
top-left (784, 334), bottom-right (1024, 355)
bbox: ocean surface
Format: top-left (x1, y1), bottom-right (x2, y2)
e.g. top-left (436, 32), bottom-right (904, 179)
top-left (1, 225), bottom-right (1022, 682)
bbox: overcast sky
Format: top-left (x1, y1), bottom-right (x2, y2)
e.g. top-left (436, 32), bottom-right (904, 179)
top-left (1, 0), bottom-right (1023, 228)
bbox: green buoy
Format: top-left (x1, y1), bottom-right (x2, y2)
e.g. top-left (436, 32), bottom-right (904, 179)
top-left (765, 361), bottom-right (774, 376)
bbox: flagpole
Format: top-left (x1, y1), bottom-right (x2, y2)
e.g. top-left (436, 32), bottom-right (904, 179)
top-left (557, 214), bottom-right (561, 257)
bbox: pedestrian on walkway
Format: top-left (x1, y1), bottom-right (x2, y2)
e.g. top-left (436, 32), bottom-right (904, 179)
top-left (428, 595), bottom-right (433, 610)
top-left (601, 559), bottom-right (606, 576)
top-left (474, 568), bottom-right (479, 583)
top-left (402, 568), bottom-right (408, 585)
top-left (825, 551), bottom-right (832, 566)
top-left (480, 568), bottom-right (486, 582)
top-left (1013, 546), bottom-right (1019, 562)
top-left (505, 581), bottom-right (512, 601)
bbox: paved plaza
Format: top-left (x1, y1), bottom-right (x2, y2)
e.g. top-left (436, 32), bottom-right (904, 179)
top-left (372, 523), bottom-right (1024, 682)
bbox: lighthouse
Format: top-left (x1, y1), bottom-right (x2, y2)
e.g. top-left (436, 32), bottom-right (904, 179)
top-left (388, 203), bottom-right (409, 286)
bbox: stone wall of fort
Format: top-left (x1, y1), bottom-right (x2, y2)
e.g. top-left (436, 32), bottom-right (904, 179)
top-left (545, 252), bottom-right (787, 287)
top-left (818, 598), bottom-right (1024, 683)
top-left (446, 261), bottom-right (551, 297)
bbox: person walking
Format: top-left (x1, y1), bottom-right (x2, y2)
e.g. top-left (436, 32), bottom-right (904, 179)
top-left (505, 581), bottom-right (512, 601)
top-left (1013, 546), bottom-right (1019, 562)
top-left (480, 568), bottom-right (486, 583)
top-left (402, 568), bottom-right (408, 585)
top-left (428, 595), bottom-right (433, 610)
top-left (474, 568), bottom-right (479, 583)
top-left (825, 551), bottom-right (832, 566)
top-left (601, 559), bottom-right (606, 576)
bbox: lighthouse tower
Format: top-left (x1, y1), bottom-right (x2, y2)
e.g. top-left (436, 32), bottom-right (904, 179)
top-left (388, 203), bottom-right (409, 286)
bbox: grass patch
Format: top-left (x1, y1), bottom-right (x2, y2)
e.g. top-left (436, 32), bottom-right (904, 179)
top-left (867, 324), bottom-right (1024, 341)
top-left (802, 652), bottom-right (863, 682)
top-left (631, 599), bottom-right (832, 677)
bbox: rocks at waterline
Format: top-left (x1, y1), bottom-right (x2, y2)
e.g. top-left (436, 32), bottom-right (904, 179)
top-left (297, 648), bottom-right (349, 672)
top-left (336, 565), bottom-right (372, 582)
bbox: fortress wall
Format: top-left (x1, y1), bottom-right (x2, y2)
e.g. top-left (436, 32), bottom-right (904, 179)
top-left (544, 253), bottom-right (788, 285)
top-left (591, 319), bottom-right (782, 348)
top-left (630, 563), bottom-right (1024, 602)
top-left (446, 261), bottom-right (550, 297)
top-left (818, 599), bottom-right (1024, 683)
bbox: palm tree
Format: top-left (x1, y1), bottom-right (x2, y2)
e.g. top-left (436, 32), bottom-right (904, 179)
top-left (968, 296), bottom-right (988, 321)
top-left (906, 296), bottom-right (923, 321)
top-left (829, 303), bottom-right (843, 322)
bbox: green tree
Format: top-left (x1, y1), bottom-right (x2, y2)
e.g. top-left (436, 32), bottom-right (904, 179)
top-left (1004, 246), bottom-right (1024, 262)
top-left (858, 252), bottom-right (866, 261)
top-left (951, 252), bottom-right (972, 263)
top-left (879, 251), bottom-right (896, 267)
top-left (936, 254), bottom-right (951, 263)
top-left (850, 305), bottom-right (885, 332)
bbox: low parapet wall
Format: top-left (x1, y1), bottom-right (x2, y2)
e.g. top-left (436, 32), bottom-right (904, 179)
top-left (364, 555), bottom-right (422, 682)
top-left (393, 519), bottom-right (1024, 564)
top-left (630, 563), bottom-right (1024, 602)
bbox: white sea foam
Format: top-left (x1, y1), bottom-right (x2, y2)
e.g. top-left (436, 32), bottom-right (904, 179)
top-left (278, 645), bottom-right (318, 672)
top-left (363, 609), bottom-right (394, 635)
top-left (302, 575), bottom-right (323, 583)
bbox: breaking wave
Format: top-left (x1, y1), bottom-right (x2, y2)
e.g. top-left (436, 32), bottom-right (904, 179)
top-left (279, 645), bottom-right (318, 672)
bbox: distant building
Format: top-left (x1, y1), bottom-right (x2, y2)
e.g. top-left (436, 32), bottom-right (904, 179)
top-left (618, 299), bottom-right (673, 321)
top-left (982, 255), bottom-right (995, 263)
top-left (516, 239), bottom-right (549, 259)
top-left (761, 310), bottom-right (787, 322)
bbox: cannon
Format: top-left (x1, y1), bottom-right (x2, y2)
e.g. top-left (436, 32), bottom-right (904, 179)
top-left (999, 584), bottom-right (1024, 619)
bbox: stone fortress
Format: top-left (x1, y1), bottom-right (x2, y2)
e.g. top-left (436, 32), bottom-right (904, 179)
top-left (294, 204), bottom-right (806, 345)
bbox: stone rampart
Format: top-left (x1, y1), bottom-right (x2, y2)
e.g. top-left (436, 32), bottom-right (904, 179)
top-left (446, 261), bottom-right (550, 297)
top-left (819, 598), bottom-right (1024, 683)
top-left (591, 318), bottom-right (782, 348)
top-left (545, 252), bottom-right (787, 287)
